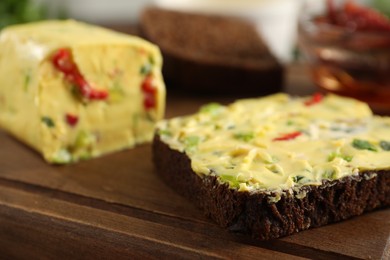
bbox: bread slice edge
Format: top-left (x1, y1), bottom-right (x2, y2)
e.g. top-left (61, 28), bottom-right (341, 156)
top-left (153, 134), bottom-right (390, 240)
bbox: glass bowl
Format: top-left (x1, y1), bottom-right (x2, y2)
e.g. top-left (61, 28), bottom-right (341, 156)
top-left (298, 1), bottom-right (390, 114)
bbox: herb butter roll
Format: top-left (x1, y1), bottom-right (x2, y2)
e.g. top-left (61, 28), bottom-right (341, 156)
top-left (0, 20), bottom-right (166, 163)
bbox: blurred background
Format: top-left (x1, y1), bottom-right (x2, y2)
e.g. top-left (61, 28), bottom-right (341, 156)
top-left (1, 0), bottom-right (390, 112)
top-left (0, 0), bottom-right (302, 63)
top-left (0, 0), bottom-right (388, 63)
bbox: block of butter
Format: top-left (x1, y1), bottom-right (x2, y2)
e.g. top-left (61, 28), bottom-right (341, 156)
top-left (0, 20), bottom-right (166, 163)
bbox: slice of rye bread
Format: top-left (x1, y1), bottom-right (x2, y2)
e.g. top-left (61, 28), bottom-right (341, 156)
top-left (153, 135), bottom-right (390, 240)
top-left (140, 7), bottom-right (283, 96)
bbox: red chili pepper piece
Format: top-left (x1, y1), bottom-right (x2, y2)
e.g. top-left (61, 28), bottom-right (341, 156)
top-left (343, 0), bottom-right (390, 31)
top-left (326, 0), bottom-right (390, 32)
top-left (52, 48), bottom-right (108, 101)
top-left (273, 131), bottom-right (302, 141)
top-left (143, 93), bottom-right (156, 109)
top-left (142, 75), bottom-right (157, 94)
top-left (326, 0), bottom-right (337, 24)
top-left (65, 113), bottom-right (79, 127)
top-left (141, 75), bottom-right (157, 110)
top-left (52, 49), bottom-right (76, 73)
top-left (304, 93), bottom-right (323, 106)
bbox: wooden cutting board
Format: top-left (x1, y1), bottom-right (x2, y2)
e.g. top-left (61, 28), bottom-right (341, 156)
top-left (0, 65), bottom-right (389, 259)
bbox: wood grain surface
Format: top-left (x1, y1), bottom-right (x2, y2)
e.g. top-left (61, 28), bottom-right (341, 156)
top-left (0, 64), bottom-right (389, 259)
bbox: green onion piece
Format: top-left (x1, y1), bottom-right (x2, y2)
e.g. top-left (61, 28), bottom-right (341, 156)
top-left (199, 103), bottom-right (223, 115)
top-left (140, 63), bottom-right (152, 75)
top-left (51, 148), bottom-right (71, 164)
top-left (219, 174), bottom-right (240, 188)
top-left (327, 152), bottom-right (337, 162)
top-left (343, 155), bottom-right (353, 162)
top-left (352, 139), bottom-right (377, 152)
top-left (322, 170), bottom-right (336, 180)
top-left (41, 116), bottom-right (55, 128)
top-left (292, 175), bottom-right (305, 183)
top-left (328, 152), bottom-right (353, 162)
top-left (74, 130), bottom-right (96, 149)
top-left (148, 55), bottom-right (155, 65)
top-left (184, 136), bottom-right (200, 150)
top-left (234, 132), bottom-right (254, 142)
top-left (24, 72), bottom-right (31, 92)
top-left (158, 129), bottom-right (172, 137)
top-left (380, 141), bottom-right (390, 151)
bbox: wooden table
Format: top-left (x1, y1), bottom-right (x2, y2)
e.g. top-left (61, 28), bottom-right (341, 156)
top-left (0, 65), bottom-right (389, 259)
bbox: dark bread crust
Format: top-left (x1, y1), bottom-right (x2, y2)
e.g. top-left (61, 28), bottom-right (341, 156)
top-left (153, 134), bottom-right (390, 240)
top-left (140, 7), bottom-right (283, 96)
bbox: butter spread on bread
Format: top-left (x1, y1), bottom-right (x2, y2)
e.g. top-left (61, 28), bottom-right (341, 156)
top-left (157, 93), bottom-right (390, 196)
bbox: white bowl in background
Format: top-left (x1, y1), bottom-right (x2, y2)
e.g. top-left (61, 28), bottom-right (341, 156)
top-left (41, 0), bottom-right (154, 24)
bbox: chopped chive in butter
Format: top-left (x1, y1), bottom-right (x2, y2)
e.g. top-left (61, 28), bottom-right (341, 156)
top-left (140, 63), bottom-right (152, 75)
top-left (200, 103), bottom-right (223, 115)
top-left (24, 72), bottom-right (31, 92)
top-left (267, 164), bottom-right (283, 174)
top-left (220, 174), bottom-right (240, 188)
top-left (78, 151), bottom-right (92, 161)
top-left (52, 148), bottom-right (72, 163)
top-left (343, 155), bottom-right (353, 162)
top-left (234, 132), bottom-right (254, 142)
top-left (327, 153), bottom-right (337, 161)
top-left (158, 129), bottom-right (172, 137)
top-left (352, 139), bottom-right (377, 152)
top-left (328, 152), bottom-right (353, 162)
top-left (292, 175), bottom-right (305, 183)
top-left (380, 141), bottom-right (390, 151)
top-left (41, 116), bottom-right (55, 128)
top-left (108, 81), bottom-right (125, 102)
top-left (145, 112), bottom-right (155, 122)
top-left (322, 169), bottom-right (336, 180)
top-left (149, 55), bottom-right (155, 65)
top-left (184, 136), bottom-right (200, 150)
top-left (286, 120), bottom-right (294, 126)
top-left (71, 84), bottom-right (82, 101)
top-left (74, 130), bottom-right (96, 149)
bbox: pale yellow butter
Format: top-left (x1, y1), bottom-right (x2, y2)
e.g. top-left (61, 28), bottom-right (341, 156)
top-left (0, 20), bottom-right (166, 163)
top-left (158, 93), bottom-right (390, 193)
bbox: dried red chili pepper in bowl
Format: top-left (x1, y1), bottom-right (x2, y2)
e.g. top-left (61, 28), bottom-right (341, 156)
top-left (298, 0), bottom-right (390, 114)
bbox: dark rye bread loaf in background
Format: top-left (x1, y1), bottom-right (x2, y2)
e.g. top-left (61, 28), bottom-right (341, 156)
top-left (140, 7), bottom-right (283, 96)
top-left (153, 135), bottom-right (390, 240)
